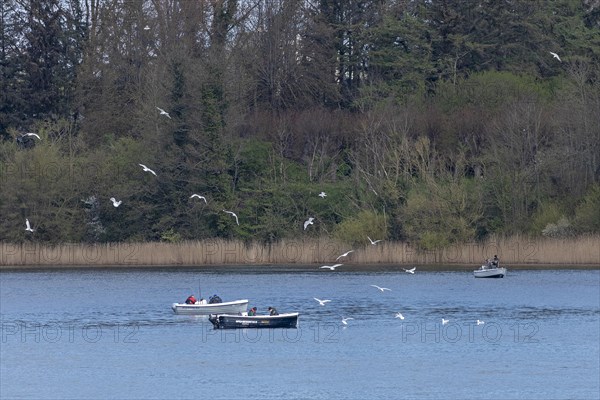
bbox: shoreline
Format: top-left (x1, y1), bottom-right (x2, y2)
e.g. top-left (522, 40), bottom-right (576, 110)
top-left (1, 263), bottom-right (598, 272)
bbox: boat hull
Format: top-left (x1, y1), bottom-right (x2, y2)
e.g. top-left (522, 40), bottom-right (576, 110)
top-left (208, 313), bottom-right (299, 329)
top-left (171, 299), bottom-right (249, 315)
top-left (473, 267), bottom-right (507, 278)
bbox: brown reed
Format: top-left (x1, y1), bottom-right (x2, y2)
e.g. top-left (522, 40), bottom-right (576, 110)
top-left (0, 235), bottom-right (598, 267)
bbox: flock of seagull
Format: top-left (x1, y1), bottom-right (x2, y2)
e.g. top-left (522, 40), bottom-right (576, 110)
top-left (314, 256), bottom-right (417, 326)
top-left (314, 237), bottom-right (486, 327)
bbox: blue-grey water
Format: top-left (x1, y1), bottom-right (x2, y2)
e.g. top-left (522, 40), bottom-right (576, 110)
top-left (1, 267), bottom-right (599, 400)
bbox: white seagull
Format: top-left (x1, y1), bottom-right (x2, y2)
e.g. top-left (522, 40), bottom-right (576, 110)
top-left (313, 298), bottom-right (331, 306)
top-left (139, 164), bottom-right (157, 176)
top-left (190, 194), bottom-right (207, 203)
top-left (110, 197), bottom-right (122, 207)
top-left (341, 317), bottom-right (354, 325)
top-left (156, 107), bottom-right (171, 119)
top-left (223, 210), bottom-right (239, 225)
top-left (335, 250), bottom-right (354, 261)
top-left (320, 263), bottom-right (342, 271)
top-left (25, 218), bottom-right (34, 232)
top-left (549, 51), bottom-right (561, 62)
top-left (367, 236), bottom-right (383, 245)
top-left (477, 320), bottom-right (485, 325)
top-left (318, 191), bottom-right (327, 198)
top-left (303, 217), bottom-right (314, 230)
top-left (143, 25), bottom-right (150, 30)
top-left (370, 285), bottom-right (391, 292)
top-left (23, 133), bottom-right (41, 140)
top-left (442, 318), bottom-right (449, 325)
top-left (395, 312), bottom-right (405, 320)
top-left (403, 267), bottom-right (416, 274)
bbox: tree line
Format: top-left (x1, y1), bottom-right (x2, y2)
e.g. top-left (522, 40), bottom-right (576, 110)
top-left (1, 0), bottom-right (599, 248)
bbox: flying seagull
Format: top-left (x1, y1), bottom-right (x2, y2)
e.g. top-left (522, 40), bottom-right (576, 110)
top-left (303, 217), bottom-right (314, 230)
top-left (23, 133), bottom-right (41, 140)
top-left (335, 250), bottom-right (354, 261)
top-left (371, 285), bottom-right (392, 292)
top-left (403, 267), bottom-right (416, 274)
top-left (341, 317), bottom-right (354, 325)
top-left (395, 312), bottom-right (405, 320)
top-left (143, 25), bottom-right (150, 30)
top-left (139, 164), bottom-right (157, 176)
top-left (110, 197), bottom-right (122, 207)
top-left (222, 210), bottom-right (239, 225)
top-left (367, 236), bottom-right (383, 245)
top-left (190, 194), bottom-right (207, 203)
top-left (549, 51), bottom-right (561, 62)
top-left (318, 191), bottom-right (327, 198)
top-left (313, 298), bottom-right (331, 306)
top-left (477, 320), bottom-right (485, 325)
top-left (320, 263), bottom-right (342, 271)
top-left (156, 107), bottom-right (171, 119)
top-left (25, 218), bottom-right (34, 232)
top-left (442, 318), bottom-right (449, 325)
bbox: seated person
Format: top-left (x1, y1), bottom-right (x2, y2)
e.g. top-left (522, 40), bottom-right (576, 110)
top-left (248, 307), bottom-right (257, 316)
top-left (185, 295), bottom-right (197, 304)
top-left (267, 307), bottom-right (278, 316)
top-left (199, 298), bottom-right (207, 305)
top-left (209, 294), bottom-right (222, 304)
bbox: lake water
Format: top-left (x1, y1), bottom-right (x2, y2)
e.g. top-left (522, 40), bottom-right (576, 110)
top-left (1, 267), bottom-right (599, 399)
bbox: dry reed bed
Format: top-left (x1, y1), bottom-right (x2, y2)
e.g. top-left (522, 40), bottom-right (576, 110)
top-left (1, 235), bottom-right (599, 267)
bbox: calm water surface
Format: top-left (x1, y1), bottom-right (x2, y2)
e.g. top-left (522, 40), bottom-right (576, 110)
top-left (1, 267), bottom-right (599, 399)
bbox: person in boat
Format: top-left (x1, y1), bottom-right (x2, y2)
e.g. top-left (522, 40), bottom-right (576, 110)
top-left (492, 255), bottom-right (499, 267)
top-left (268, 307), bottom-right (279, 316)
top-left (248, 307), bottom-right (257, 316)
top-left (199, 297), bottom-right (207, 305)
top-left (185, 295), bottom-right (197, 304)
top-left (209, 294), bottom-right (222, 304)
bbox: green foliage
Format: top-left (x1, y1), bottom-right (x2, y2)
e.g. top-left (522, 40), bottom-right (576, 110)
top-left (401, 177), bottom-right (482, 249)
top-left (530, 202), bottom-right (565, 236)
top-left (161, 228), bottom-right (182, 243)
top-left (0, 0), bottom-right (598, 245)
top-left (573, 184), bottom-right (600, 233)
top-left (334, 210), bottom-right (387, 247)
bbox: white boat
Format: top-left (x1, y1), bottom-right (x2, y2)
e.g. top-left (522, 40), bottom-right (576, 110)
top-left (171, 299), bottom-right (249, 315)
top-left (473, 265), bottom-right (507, 278)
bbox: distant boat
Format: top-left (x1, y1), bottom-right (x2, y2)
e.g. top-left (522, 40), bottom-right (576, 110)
top-left (171, 299), bottom-right (248, 315)
top-left (474, 265), bottom-right (507, 278)
top-left (208, 312), bottom-right (299, 329)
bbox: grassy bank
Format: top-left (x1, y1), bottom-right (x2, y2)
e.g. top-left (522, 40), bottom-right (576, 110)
top-left (1, 235), bottom-right (599, 268)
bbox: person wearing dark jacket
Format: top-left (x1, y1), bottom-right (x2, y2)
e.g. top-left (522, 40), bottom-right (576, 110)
top-left (267, 307), bottom-right (278, 316)
top-left (492, 255), bottom-right (499, 267)
top-left (209, 294), bottom-right (222, 304)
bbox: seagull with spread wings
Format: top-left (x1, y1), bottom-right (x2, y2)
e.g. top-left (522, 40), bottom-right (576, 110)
top-left (320, 263), bottom-right (342, 271)
top-left (190, 194), bottom-right (207, 203)
top-left (223, 210), bottom-right (239, 225)
top-left (335, 250), bottom-right (354, 261)
top-left (314, 298), bottom-right (331, 306)
top-left (139, 164), bottom-right (157, 176)
top-left (156, 107), bottom-right (171, 119)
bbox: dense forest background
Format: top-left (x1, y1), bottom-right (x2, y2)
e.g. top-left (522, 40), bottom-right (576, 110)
top-left (1, 0), bottom-right (599, 249)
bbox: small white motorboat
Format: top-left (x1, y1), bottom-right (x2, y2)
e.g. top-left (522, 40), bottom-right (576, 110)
top-left (171, 299), bottom-right (249, 315)
top-left (474, 265), bottom-right (507, 278)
